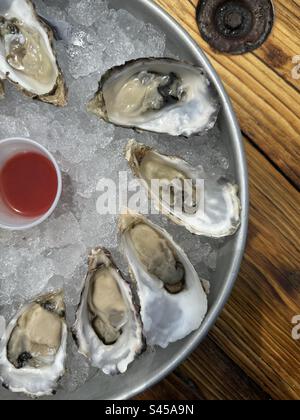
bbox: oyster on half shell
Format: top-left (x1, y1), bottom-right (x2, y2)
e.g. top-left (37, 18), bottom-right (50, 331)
top-left (0, 291), bottom-right (67, 397)
top-left (73, 248), bottom-right (144, 375)
top-left (0, 0), bottom-right (67, 106)
top-left (120, 212), bottom-right (208, 349)
top-left (87, 58), bottom-right (219, 137)
top-left (126, 140), bottom-right (241, 238)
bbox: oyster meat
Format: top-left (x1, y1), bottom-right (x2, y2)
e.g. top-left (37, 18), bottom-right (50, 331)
top-left (73, 248), bottom-right (144, 375)
top-left (126, 140), bottom-right (241, 238)
top-left (88, 58), bottom-right (219, 136)
top-left (0, 0), bottom-right (67, 106)
top-left (0, 291), bottom-right (67, 397)
top-left (120, 212), bottom-right (208, 349)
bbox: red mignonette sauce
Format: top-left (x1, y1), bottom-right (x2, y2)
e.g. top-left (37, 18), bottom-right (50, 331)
top-left (0, 152), bottom-right (58, 218)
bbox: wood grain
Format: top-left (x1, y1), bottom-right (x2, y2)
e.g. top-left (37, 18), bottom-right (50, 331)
top-left (138, 0), bottom-right (300, 401)
top-left (155, 0), bottom-right (300, 188)
top-left (137, 338), bottom-right (270, 400)
top-left (211, 141), bottom-right (300, 400)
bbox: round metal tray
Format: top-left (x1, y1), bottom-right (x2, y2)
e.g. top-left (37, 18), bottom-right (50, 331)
top-left (1, 0), bottom-right (249, 400)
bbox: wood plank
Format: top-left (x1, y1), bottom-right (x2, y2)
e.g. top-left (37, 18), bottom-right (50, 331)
top-left (145, 140), bottom-right (300, 400)
top-left (137, 338), bottom-right (270, 400)
top-left (155, 0), bottom-right (300, 188)
top-left (262, 0), bottom-right (300, 88)
top-left (140, 139), bottom-right (300, 400)
top-left (136, 371), bottom-right (204, 400)
top-left (211, 140), bottom-right (300, 400)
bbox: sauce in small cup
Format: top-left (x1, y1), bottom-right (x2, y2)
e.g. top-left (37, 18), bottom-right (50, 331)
top-left (0, 138), bottom-right (62, 230)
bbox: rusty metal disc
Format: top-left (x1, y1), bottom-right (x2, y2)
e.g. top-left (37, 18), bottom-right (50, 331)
top-left (196, 0), bottom-right (275, 54)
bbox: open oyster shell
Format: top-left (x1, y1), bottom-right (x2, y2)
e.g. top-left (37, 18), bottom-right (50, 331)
top-left (0, 291), bottom-right (67, 397)
top-left (126, 140), bottom-right (241, 238)
top-left (73, 248), bottom-right (144, 375)
top-left (0, 79), bottom-right (4, 99)
top-left (119, 212), bottom-right (208, 349)
top-left (87, 58), bottom-right (219, 136)
top-left (0, 0), bottom-right (67, 106)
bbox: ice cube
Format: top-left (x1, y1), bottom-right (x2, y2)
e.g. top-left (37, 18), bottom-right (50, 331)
top-left (61, 339), bottom-right (91, 392)
top-left (0, 316), bottom-right (6, 339)
top-left (68, 0), bottom-right (108, 27)
top-left (43, 213), bottom-right (81, 249)
top-left (49, 244), bottom-right (86, 279)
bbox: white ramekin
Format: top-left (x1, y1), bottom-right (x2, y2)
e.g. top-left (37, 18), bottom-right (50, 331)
top-left (0, 137), bottom-right (62, 231)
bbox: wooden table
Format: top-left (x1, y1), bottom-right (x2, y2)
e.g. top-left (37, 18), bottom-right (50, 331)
top-left (137, 0), bottom-right (300, 400)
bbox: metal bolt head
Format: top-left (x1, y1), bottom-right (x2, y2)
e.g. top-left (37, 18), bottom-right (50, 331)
top-left (197, 0), bottom-right (275, 55)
